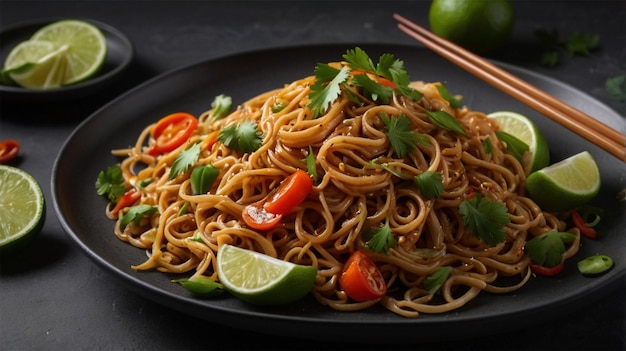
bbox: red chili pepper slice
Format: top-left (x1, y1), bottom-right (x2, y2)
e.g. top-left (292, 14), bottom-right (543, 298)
top-left (351, 69), bottom-right (397, 89)
top-left (529, 261), bottom-right (564, 276)
top-left (0, 139), bottom-right (20, 163)
top-left (339, 250), bottom-right (387, 301)
top-left (148, 112), bottom-right (199, 156)
top-left (111, 188), bottom-right (141, 217)
top-left (571, 209), bottom-right (597, 239)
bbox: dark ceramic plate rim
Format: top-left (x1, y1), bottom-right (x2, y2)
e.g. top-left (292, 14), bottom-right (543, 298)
top-left (0, 18), bottom-right (133, 97)
top-left (51, 44), bottom-right (625, 343)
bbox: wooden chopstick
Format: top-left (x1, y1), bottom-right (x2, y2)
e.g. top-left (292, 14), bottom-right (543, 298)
top-left (393, 13), bottom-right (626, 162)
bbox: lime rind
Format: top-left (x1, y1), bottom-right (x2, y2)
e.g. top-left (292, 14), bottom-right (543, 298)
top-left (0, 165), bottom-right (46, 252)
top-left (488, 111), bottom-right (550, 172)
top-left (2, 19), bottom-right (107, 89)
top-left (31, 19), bottom-right (107, 84)
top-left (217, 244), bottom-right (317, 305)
top-left (525, 151), bottom-right (600, 212)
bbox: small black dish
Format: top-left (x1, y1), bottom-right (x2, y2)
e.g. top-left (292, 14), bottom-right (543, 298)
top-left (0, 18), bottom-right (133, 104)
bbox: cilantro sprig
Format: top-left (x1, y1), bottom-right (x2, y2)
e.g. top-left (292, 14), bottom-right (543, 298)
top-left (364, 221), bottom-right (397, 254)
top-left (381, 113), bottom-right (429, 158)
top-left (96, 165), bottom-right (126, 202)
top-left (525, 230), bottom-right (576, 268)
top-left (170, 142), bottom-right (201, 180)
top-left (459, 194), bottom-right (510, 246)
top-left (534, 28), bottom-right (599, 67)
top-left (307, 47), bottom-right (424, 117)
top-left (218, 120), bottom-right (263, 153)
top-left (414, 171), bottom-right (444, 199)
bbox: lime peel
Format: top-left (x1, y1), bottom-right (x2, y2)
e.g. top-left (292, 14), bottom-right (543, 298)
top-left (217, 244), bottom-right (317, 306)
top-left (2, 19), bottom-right (107, 89)
top-left (488, 111), bottom-right (550, 173)
top-left (525, 151), bottom-right (600, 212)
top-left (0, 165), bottom-right (46, 253)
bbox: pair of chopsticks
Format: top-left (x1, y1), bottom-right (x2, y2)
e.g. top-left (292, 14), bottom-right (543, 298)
top-left (393, 14), bottom-right (626, 163)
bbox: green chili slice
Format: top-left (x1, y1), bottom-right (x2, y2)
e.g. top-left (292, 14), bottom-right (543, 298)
top-left (577, 255), bottom-right (614, 275)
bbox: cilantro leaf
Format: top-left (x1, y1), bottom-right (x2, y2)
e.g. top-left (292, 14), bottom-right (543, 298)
top-left (566, 32), bottom-right (599, 56)
top-left (376, 53), bottom-right (404, 81)
top-left (308, 64), bottom-right (350, 118)
top-left (209, 94), bottom-right (232, 120)
top-left (606, 75), bottom-right (626, 101)
top-left (218, 120), bottom-right (263, 153)
top-left (381, 113), bottom-right (430, 158)
top-left (414, 171), bottom-right (444, 199)
top-left (495, 131), bottom-right (529, 162)
top-left (423, 266), bottom-right (451, 295)
top-left (170, 142), bottom-right (201, 180)
top-left (343, 47), bottom-right (376, 72)
top-left (120, 204), bottom-right (158, 229)
top-left (352, 73), bottom-right (394, 104)
top-left (459, 194), bottom-right (509, 246)
top-left (364, 222), bottom-right (396, 254)
top-left (425, 110), bottom-right (467, 137)
top-left (96, 165), bottom-right (126, 202)
top-left (525, 230), bottom-right (577, 267)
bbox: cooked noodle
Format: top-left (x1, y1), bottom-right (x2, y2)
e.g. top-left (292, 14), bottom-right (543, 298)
top-left (105, 59), bottom-right (579, 317)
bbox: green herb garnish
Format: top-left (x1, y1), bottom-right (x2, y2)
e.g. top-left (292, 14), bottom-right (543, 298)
top-left (209, 94), bottom-right (232, 120)
top-left (495, 130), bottom-right (529, 162)
top-left (425, 110), bottom-right (467, 137)
top-left (459, 194), bottom-right (509, 246)
top-left (96, 165), bottom-right (125, 202)
top-left (218, 120), bottom-right (263, 153)
top-left (414, 171), bottom-right (444, 199)
top-left (120, 204), bottom-right (157, 229)
top-left (525, 230), bottom-right (576, 268)
top-left (170, 142), bottom-right (201, 180)
top-left (381, 113), bottom-right (430, 158)
top-left (423, 266), bottom-right (451, 295)
top-left (364, 221), bottom-right (396, 254)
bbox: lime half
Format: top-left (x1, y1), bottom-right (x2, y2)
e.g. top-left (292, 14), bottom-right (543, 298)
top-left (488, 111), bottom-right (550, 172)
top-left (3, 19), bottom-right (107, 89)
top-left (0, 165), bottom-right (45, 253)
top-left (217, 244), bottom-right (317, 306)
top-left (525, 151), bottom-right (600, 212)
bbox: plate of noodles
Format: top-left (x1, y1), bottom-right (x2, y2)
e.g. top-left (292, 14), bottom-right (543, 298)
top-left (52, 44), bottom-right (625, 342)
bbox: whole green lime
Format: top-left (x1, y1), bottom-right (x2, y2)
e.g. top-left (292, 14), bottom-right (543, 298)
top-left (429, 0), bottom-right (516, 54)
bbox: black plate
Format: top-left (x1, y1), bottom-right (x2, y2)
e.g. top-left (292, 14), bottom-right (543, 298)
top-left (0, 18), bottom-right (133, 103)
top-left (51, 44), bottom-right (626, 343)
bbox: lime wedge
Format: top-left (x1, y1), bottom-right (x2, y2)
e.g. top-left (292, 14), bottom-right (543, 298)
top-left (0, 165), bottom-right (45, 253)
top-left (488, 111), bottom-right (550, 172)
top-left (3, 19), bottom-right (106, 89)
top-left (525, 151), bottom-right (600, 212)
top-left (3, 41), bottom-right (69, 89)
top-left (217, 244), bottom-right (317, 306)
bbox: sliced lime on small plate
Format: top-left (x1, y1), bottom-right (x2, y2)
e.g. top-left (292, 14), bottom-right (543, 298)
top-left (0, 165), bottom-right (46, 253)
